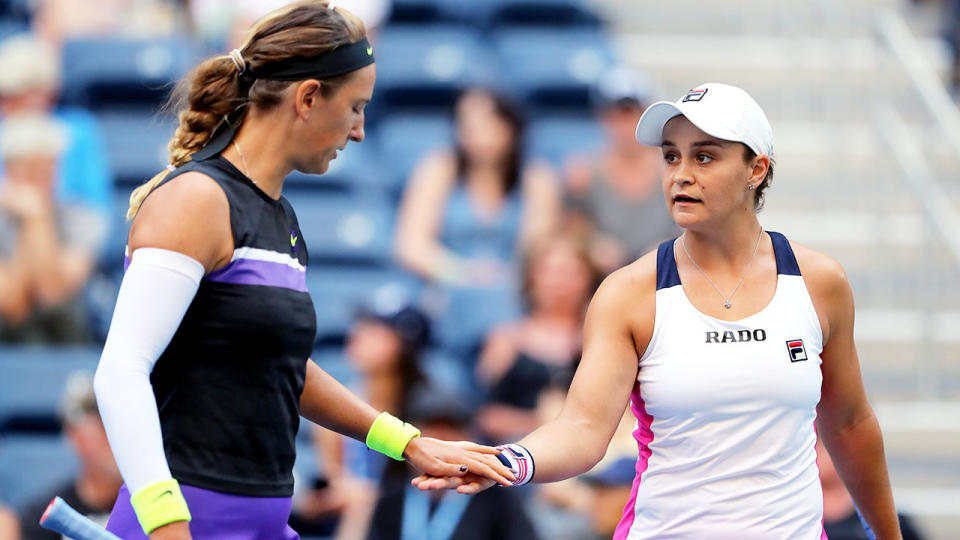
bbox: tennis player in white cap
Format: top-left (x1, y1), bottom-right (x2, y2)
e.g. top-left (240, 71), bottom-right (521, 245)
top-left (415, 83), bottom-right (903, 539)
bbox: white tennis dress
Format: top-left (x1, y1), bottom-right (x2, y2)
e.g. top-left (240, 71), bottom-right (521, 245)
top-left (614, 232), bottom-right (827, 540)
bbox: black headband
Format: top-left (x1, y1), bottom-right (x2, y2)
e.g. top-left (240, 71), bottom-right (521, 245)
top-left (247, 37), bottom-right (375, 82)
top-left (192, 38), bottom-right (375, 162)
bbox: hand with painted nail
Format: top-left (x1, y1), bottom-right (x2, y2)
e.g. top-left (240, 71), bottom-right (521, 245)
top-left (402, 437), bottom-right (516, 488)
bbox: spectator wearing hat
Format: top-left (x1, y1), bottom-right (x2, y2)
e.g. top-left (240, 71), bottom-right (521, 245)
top-left (293, 296), bottom-right (434, 540)
top-left (0, 113), bottom-right (107, 342)
top-left (0, 35), bottom-right (112, 222)
top-left (564, 67), bottom-right (678, 273)
top-left (368, 389), bottom-right (540, 540)
top-left (17, 372), bottom-right (123, 540)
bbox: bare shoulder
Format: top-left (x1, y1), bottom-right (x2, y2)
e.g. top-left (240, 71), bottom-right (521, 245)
top-left (129, 171), bottom-right (233, 271)
top-left (587, 249), bottom-right (658, 345)
top-left (790, 240), bottom-right (850, 295)
top-left (580, 249), bottom-right (659, 358)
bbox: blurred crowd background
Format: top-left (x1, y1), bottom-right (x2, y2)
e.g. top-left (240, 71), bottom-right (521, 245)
top-left (0, 0), bottom-right (958, 538)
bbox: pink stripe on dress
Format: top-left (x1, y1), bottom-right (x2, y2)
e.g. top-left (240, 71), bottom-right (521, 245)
top-left (613, 382), bottom-right (655, 540)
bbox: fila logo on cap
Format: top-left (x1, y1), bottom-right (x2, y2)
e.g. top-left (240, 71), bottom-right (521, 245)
top-left (682, 88), bottom-right (708, 102)
top-left (786, 339), bottom-right (807, 362)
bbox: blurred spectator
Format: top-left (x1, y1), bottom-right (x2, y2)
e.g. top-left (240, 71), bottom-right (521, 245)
top-left (396, 88), bottom-right (561, 355)
top-left (17, 372), bottom-right (123, 540)
top-left (817, 440), bottom-right (925, 540)
top-left (292, 296), bottom-right (432, 540)
top-left (0, 504), bottom-right (17, 540)
top-left (475, 236), bottom-right (598, 442)
top-left (0, 35), bottom-right (113, 220)
top-left (187, 0), bottom-right (391, 49)
top-left (33, 0), bottom-right (182, 47)
top-left (564, 66), bottom-right (678, 273)
top-left (367, 389), bottom-right (540, 540)
top-left (0, 113), bottom-right (106, 343)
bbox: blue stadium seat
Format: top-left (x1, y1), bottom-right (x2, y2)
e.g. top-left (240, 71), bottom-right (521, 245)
top-left (0, 18), bottom-right (27, 40)
top-left (387, 0), bottom-right (460, 25)
top-left (480, 0), bottom-right (604, 30)
top-left (0, 347), bottom-right (101, 433)
top-left (492, 28), bottom-right (616, 112)
top-left (305, 266), bottom-right (418, 344)
top-left (97, 109), bottom-right (176, 187)
top-left (61, 37), bottom-right (198, 109)
top-left (526, 114), bottom-right (606, 167)
top-left (376, 114), bottom-right (452, 197)
top-left (0, 434), bottom-right (77, 511)
top-left (284, 139), bottom-right (385, 195)
top-left (290, 192), bottom-right (395, 266)
top-left (371, 26), bottom-right (492, 116)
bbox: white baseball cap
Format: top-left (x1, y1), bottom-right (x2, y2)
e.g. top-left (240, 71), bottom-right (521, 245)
top-left (635, 83), bottom-right (773, 157)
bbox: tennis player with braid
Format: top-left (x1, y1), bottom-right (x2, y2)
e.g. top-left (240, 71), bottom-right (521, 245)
top-left (92, 2), bottom-right (514, 539)
top-left (415, 83), bottom-right (903, 539)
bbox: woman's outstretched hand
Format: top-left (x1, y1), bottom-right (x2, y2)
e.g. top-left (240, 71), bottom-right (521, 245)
top-left (403, 437), bottom-right (515, 489)
top-left (411, 471), bottom-right (499, 495)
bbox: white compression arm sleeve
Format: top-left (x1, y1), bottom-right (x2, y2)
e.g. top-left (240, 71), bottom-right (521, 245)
top-left (93, 248), bottom-right (204, 495)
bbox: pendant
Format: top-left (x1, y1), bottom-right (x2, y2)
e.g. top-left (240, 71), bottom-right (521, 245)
top-left (724, 302), bottom-right (732, 309)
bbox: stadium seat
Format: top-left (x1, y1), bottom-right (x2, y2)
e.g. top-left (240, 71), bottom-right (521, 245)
top-left (0, 346), bottom-right (101, 434)
top-left (97, 109), bottom-right (176, 187)
top-left (475, 0), bottom-right (605, 30)
top-left (284, 138), bottom-right (386, 195)
top-left (371, 26), bottom-right (492, 117)
top-left (305, 266), bottom-right (419, 344)
top-left (492, 28), bottom-right (616, 112)
top-left (0, 18), bottom-right (27, 40)
top-left (526, 114), bottom-right (606, 167)
top-left (60, 37), bottom-right (198, 109)
top-left (290, 192), bottom-right (395, 266)
top-left (376, 113), bottom-right (453, 197)
top-left (0, 434), bottom-right (77, 511)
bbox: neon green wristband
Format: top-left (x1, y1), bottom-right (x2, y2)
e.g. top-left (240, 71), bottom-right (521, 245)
top-left (366, 412), bottom-right (421, 461)
top-left (130, 479), bottom-right (191, 535)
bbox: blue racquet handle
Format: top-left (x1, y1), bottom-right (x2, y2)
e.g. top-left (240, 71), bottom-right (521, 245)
top-left (40, 496), bottom-right (121, 540)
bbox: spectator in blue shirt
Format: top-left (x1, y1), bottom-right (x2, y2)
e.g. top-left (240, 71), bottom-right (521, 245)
top-left (0, 34), bottom-right (113, 224)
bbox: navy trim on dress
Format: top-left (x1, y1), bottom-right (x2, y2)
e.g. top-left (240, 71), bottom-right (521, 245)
top-left (656, 238), bottom-right (682, 290)
top-left (768, 231), bottom-right (802, 276)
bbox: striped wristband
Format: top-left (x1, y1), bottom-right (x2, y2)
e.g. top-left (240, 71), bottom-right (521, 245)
top-left (495, 443), bottom-right (535, 486)
top-left (130, 479), bottom-right (191, 534)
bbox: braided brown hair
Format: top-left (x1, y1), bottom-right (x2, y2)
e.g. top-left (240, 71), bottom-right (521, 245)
top-left (126, 0), bottom-right (366, 220)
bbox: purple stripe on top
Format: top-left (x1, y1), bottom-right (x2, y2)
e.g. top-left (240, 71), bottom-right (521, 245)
top-left (206, 258), bottom-right (307, 292)
top-left (106, 484), bottom-right (299, 539)
top-left (123, 255), bottom-right (131, 272)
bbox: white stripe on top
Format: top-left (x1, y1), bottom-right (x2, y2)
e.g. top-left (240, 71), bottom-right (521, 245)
top-left (231, 247), bottom-right (306, 272)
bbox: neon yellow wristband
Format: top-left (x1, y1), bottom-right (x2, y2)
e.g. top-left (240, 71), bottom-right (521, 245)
top-left (365, 412), bottom-right (421, 461)
top-left (130, 479), bottom-right (191, 534)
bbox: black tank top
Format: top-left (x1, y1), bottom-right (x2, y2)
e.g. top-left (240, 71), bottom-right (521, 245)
top-left (147, 156), bottom-right (316, 497)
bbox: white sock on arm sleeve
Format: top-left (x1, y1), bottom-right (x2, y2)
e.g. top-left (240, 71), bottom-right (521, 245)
top-left (93, 248), bottom-right (205, 495)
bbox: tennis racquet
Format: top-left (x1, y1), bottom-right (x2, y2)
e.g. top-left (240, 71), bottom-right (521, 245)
top-left (39, 496), bottom-right (121, 540)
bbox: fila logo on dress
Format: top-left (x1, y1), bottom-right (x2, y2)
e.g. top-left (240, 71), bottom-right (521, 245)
top-left (786, 339), bottom-right (808, 362)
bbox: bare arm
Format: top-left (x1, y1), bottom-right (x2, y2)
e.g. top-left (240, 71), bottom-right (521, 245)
top-left (801, 247), bottom-right (901, 539)
top-left (516, 270), bottom-right (645, 482)
top-left (299, 360), bottom-right (516, 485)
top-left (417, 261), bottom-right (654, 493)
top-left (519, 161), bottom-right (561, 248)
top-left (394, 151), bottom-right (461, 282)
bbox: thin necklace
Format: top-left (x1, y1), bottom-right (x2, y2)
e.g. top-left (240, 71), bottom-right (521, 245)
top-left (233, 141), bottom-right (254, 184)
top-left (679, 228), bottom-right (764, 310)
